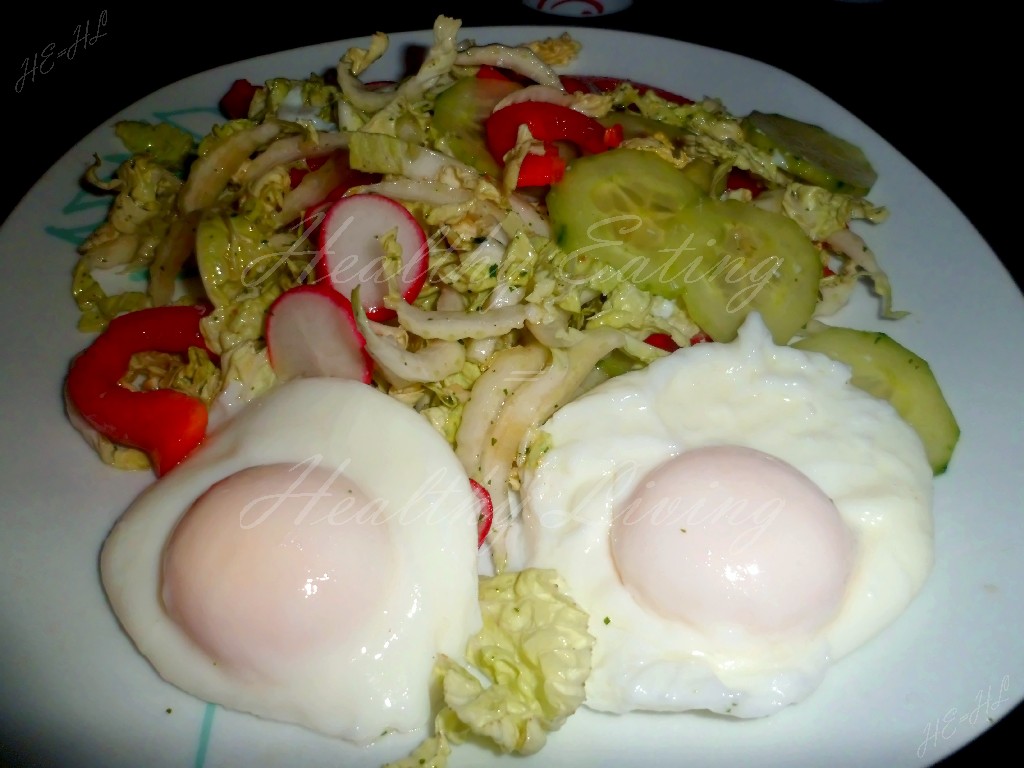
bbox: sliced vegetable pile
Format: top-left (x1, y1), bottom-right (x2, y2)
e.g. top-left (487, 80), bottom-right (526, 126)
top-left (63, 13), bottom-right (960, 507)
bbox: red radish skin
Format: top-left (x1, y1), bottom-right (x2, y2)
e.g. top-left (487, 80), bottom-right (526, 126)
top-left (314, 194), bottom-right (429, 322)
top-left (297, 155), bottom-right (381, 244)
top-left (265, 284), bottom-right (373, 384)
top-left (470, 479), bottom-right (494, 548)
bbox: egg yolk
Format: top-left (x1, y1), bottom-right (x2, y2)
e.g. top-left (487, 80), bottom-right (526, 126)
top-left (161, 461), bottom-right (394, 681)
top-left (609, 445), bottom-right (853, 636)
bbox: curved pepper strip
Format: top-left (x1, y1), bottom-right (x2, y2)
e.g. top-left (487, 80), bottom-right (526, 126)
top-left (218, 78), bottom-right (259, 120)
top-left (516, 143), bottom-right (567, 188)
top-left (65, 304), bottom-right (213, 477)
top-left (485, 101), bottom-right (623, 169)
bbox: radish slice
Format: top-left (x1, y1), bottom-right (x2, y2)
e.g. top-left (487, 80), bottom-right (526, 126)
top-left (265, 284), bottom-right (373, 384)
top-left (315, 193), bottom-right (429, 322)
top-left (470, 478), bottom-right (494, 548)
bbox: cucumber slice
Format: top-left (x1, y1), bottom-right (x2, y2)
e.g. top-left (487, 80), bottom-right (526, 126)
top-left (595, 113), bottom-right (718, 193)
top-left (431, 77), bottom-right (522, 177)
top-left (743, 111), bottom-right (877, 197)
top-left (792, 326), bottom-right (960, 474)
top-left (547, 148), bottom-right (822, 344)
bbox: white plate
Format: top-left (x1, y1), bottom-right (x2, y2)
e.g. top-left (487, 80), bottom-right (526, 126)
top-left (1, 25), bottom-right (1022, 768)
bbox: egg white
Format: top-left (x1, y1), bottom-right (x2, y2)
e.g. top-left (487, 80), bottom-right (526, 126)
top-left (100, 377), bottom-right (482, 744)
top-left (511, 313), bottom-right (934, 717)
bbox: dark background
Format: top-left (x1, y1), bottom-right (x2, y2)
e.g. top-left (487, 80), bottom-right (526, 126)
top-left (1, 2), bottom-right (1018, 767)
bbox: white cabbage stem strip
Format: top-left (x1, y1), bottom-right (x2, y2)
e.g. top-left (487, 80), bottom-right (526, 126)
top-left (479, 328), bottom-right (627, 568)
top-left (507, 193), bottom-right (552, 237)
top-left (493, 84), bottom-right (575, 112)
top-left (273, 155), bottom-right (354, 228)
top-left (148, 211), bottom-right (200, 306)
top-left (454, 44), bottom-right (562, 88)
top-left (394, 301), bottom-right (541, 342)
top-left (82, 233), bottom-right (140, 270)
top-left (354, 288), bottom-right (466, 388)
top-left (239, 131), bottom-right (353, 188)
top-left (179, 120), bottom-right (284, 213)
top-left (454, 343), bottom-right (550, 480)
top-left (525, 307), bottom-right (584, 349)
top-left (336, 64), bottom-right (396, 113)
top-left (465, 277), bottom-right (528, 362)
top-left (369, 333), bottom-right (466, 390)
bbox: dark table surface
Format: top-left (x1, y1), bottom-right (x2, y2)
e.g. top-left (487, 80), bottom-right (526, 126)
top-left (1, 3), bottom-right (1018, 767)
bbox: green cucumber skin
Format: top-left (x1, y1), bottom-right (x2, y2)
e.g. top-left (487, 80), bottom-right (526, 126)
top-left (792, 327), bottom-right (960, 475)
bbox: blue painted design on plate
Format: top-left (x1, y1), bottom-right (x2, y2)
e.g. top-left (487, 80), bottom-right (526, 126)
top-left (194, 702), bottom-right (217, 768)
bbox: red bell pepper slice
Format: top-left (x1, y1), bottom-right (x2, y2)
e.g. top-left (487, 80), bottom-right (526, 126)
top-left (219, 79), bottom-right (260, 121)
top-left (65, 304), bottom-right (213, 476)
top-left (485, 101), bottom-right (623, 165)
top-left (516, 143), bottom-right (567, 187)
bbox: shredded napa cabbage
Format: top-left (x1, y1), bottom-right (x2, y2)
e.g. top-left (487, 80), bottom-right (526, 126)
top-left (79, 155), bottom-right (182, 271)
top-left (384, 569), bottom-right (595, 768)
top-left (113, 120), bottom-right (195, 171)
top-left (249, 76), bottom-right (340, 129)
